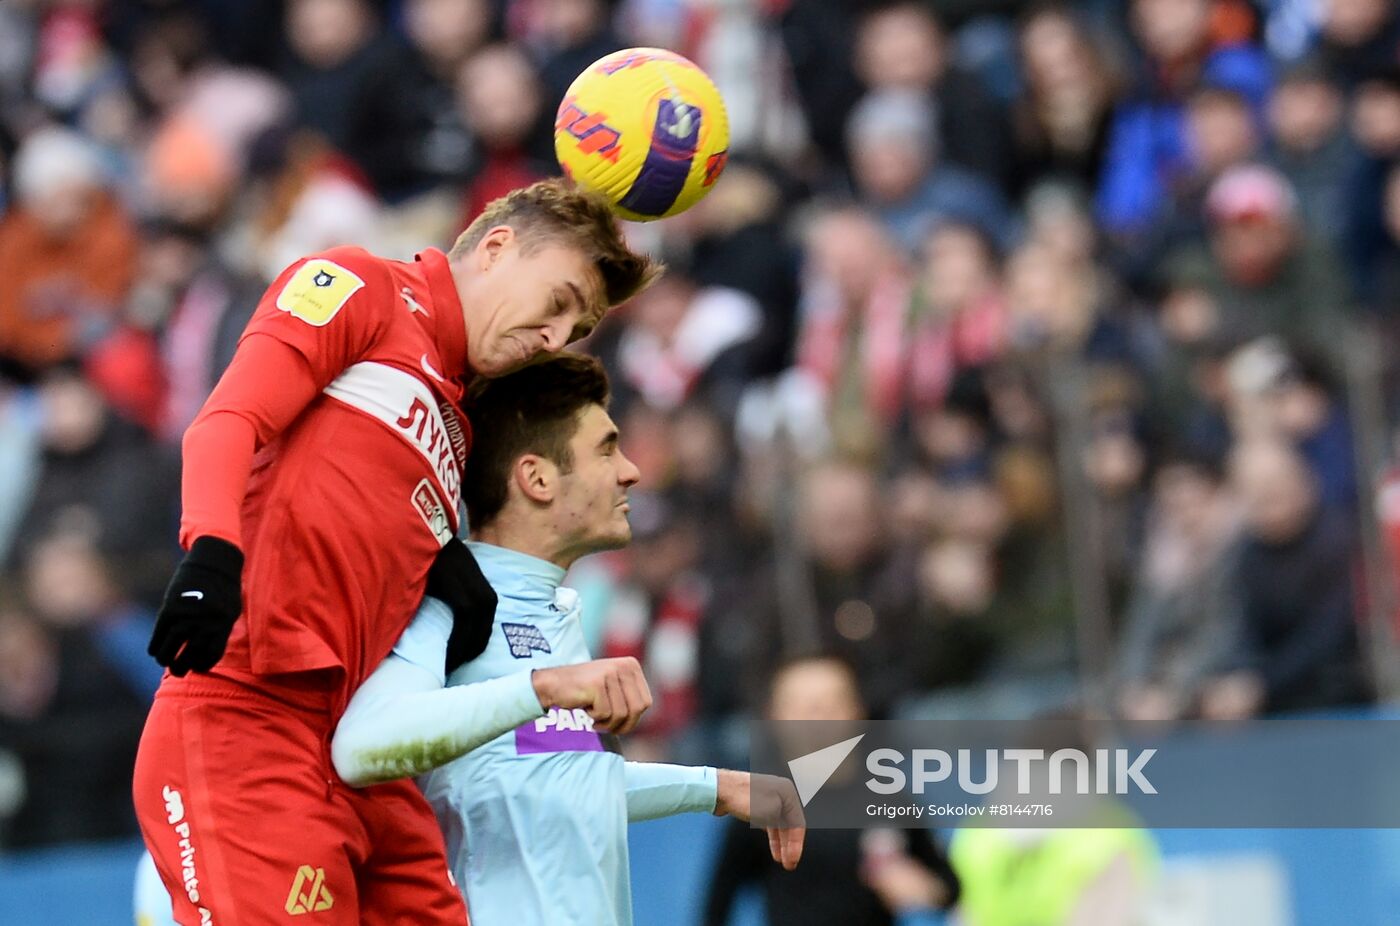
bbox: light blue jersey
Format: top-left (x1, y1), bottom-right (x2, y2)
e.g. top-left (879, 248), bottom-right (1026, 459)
top-left (386, 543), bottom-right (716, 926)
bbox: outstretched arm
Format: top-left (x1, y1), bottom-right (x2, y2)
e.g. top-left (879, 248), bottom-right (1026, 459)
top-left (332, 599), bottom-right (656, 785)
top-left (331, 599), bottom-right (543, 786)
top-left (625, 763), bottom-right (805, 871)
top-left (624, 762), bottom-right (718, 821)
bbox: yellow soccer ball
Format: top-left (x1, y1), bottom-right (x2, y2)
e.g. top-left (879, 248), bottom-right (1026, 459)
top-left (554, 47), bottom-right (730, 222)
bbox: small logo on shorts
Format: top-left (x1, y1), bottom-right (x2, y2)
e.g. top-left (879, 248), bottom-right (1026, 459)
top-left (502, 622), bottom-right (551, 659)
top-left (285, 866), bottom-right (334, 915)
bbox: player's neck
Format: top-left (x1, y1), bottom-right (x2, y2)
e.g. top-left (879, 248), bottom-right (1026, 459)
top-left (470, 520), bottom-right (576, 571)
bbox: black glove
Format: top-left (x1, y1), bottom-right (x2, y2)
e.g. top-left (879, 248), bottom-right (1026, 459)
top-left (149, 536), bottom-right (244, 676)
top-left (428, 537), bottom-right (499, 674)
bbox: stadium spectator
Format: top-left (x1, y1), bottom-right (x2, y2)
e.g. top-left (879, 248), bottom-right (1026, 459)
top-left (129, 218), bottom-right (262, 444)
top-left (1266, 350), bottom-right (1358, 513)
top-left (1096, 0), bottom-right (1272, 243)
top-left (668, 158), bottom-right (800, 378)
top-left (384, 0), bottom-right (494, 207)
top-left (1267, 62), bottom-right (1352, 252)
top-left (1013, 5), bottom-right (1121, 196)
top-left (21, 521), bottom-right (161, 702)
top-left (0, 603), bottom-right (58, 847)
top-left (607, 268), bottom-right (762, 418)
top-left (275, 0), bottom-right (433, 200)
top-left (794, 207), bottom-right (914, 451)
top-left (853, 1), bottom-right (1017, 192)
top-left (775, 0), bottom-right (864, 169)
top-left (0, 523), bottom-right (156, 848)
top-left (729, 459), bottom-right (920, 715)
top-left (456, 44), bottom-right (553, 224)
top-left (8, 367), bottom-right (179, 605)
top-left (846, 87), bottom-right (1016, 255)
top-left (405, 0), bottom-right (496, 81)
top-left (529, 0), bottom-right (627, 111)
top-left (903, 536), bottom-right (1005, 693)
top-left (0, 126), bottom-right (137, 379)
top-left (1202, 439), bottom-right (1372, 718)
top-left (704, 655), bottom-right (959, 926)
top-left (597, 494), bottom-right (709, 748)
top-left (1001, 239), bottom-right (1145, 373)
top-left (1116, 453), bottom-right (1244, 722)
top-left (1163, 164), bottom-right (1350, 356)
top-left (1313, 0), bottom-right (1400, 91)
top-left (904, 223), bottom-right (1010, 413)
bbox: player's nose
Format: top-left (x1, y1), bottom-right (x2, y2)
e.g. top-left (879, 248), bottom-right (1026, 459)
top-left (617, 451), bottom-right (641, 487)
top-left (540, 320), bottom-right (570, 353)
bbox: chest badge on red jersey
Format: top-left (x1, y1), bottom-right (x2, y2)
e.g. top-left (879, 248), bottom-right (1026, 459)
top-left (411, 478), bottom-right (455, 546)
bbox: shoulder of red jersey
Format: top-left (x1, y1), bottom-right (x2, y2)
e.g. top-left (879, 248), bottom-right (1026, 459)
top-left (269, 246), bottom-right (397, 329)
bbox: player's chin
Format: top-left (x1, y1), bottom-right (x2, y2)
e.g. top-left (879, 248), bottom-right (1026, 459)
top-left (596, 522), bottom-right (632, 550)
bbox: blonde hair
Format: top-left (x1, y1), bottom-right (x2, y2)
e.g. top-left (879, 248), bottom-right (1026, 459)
top-left (450, 179), bottom-right (662, 309)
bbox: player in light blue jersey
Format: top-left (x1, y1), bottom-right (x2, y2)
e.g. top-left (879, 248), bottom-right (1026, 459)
top-left (328, 354), bottom-right (804, 926)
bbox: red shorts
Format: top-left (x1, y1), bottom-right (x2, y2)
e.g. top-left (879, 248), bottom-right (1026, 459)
top-left (133, 674), bottom-right (468, 926)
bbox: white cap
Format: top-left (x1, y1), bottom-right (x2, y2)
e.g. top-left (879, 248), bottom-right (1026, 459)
top-left (12, 126), bottom-right (105, 205)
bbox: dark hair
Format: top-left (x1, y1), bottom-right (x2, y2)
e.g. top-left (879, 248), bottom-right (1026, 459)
top-left (462, 353), bottom-right (612, 528)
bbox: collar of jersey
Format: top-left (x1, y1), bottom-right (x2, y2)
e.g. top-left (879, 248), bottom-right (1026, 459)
top-left (415, 247), bottom-right (469, 383)
top-left (467, 541), bottom-right (567, 604)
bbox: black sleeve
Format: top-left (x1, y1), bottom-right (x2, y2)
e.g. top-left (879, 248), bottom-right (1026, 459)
top-left (906, 827), bottom-right (961, 911)
top-left (702, 818), bottom-right (768, 926)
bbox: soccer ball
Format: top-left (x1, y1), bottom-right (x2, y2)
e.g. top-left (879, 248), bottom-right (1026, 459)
top-left (554, 48), bottom-right (730, 223)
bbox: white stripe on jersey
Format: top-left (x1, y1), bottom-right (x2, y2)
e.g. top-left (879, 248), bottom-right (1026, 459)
top-left (323, 361), bottom-right (463, 514)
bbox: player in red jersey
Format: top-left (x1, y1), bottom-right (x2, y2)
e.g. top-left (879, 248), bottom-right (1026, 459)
top-left (132, 180), bottom-right (660, 925)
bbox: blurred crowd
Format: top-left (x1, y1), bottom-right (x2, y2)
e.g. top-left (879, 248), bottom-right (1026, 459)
top-left (0, 0), bottom-right (1396, 904)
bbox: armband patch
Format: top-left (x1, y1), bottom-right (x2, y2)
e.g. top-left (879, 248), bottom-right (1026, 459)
top-left (276, 259), bottom-right (365, 326)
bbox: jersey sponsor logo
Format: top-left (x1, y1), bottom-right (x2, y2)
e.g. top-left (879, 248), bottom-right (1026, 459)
top-left (501, 621), bottom-right (552, 659)
top-left (322, 363), bottom-right (463, 527)
top-left (412, 479), bottom-right (454, 546)
top-left (162, 785), bottom-right (212, 921)
top-left (285, 866), bottom-right (334, 915)
top-left (275, 259), bottom-right (364, 326)
top-left (514, 708), bottom-right (605, 755)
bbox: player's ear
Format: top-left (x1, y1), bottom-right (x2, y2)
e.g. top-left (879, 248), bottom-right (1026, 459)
top-left (478, 225), bottom-right (517, 270)
top-left (514, 454), bottom-right (556, 505)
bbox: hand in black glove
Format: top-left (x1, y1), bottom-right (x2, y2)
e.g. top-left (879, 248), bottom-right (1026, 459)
top-left (427, 537), bottom-right (499, 674)
top-left (149, 536), bottom-right (245, 676)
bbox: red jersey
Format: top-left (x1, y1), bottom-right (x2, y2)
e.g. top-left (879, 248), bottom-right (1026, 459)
top-left (182, 246), bottom-right (472, 713)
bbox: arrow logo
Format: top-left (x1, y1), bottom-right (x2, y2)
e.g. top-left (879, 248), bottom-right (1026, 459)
top-left (787, 734), bottom-right (865, 806)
